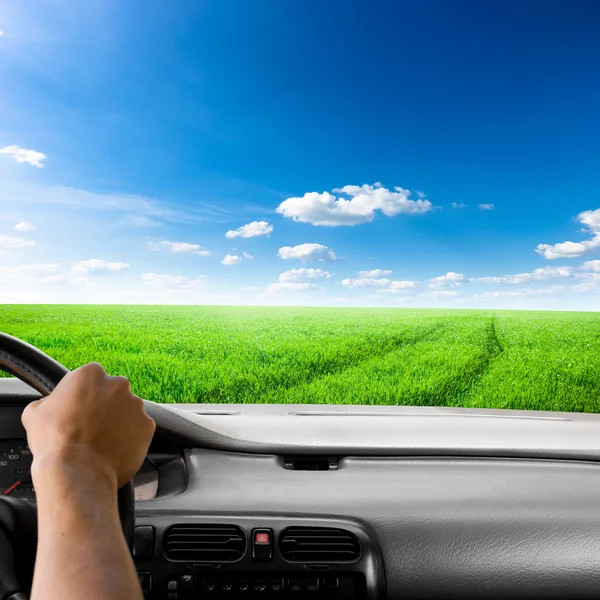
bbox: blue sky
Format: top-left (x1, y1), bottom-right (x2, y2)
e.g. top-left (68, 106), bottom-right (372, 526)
top-left (1, 0), bottom-right (600, 308)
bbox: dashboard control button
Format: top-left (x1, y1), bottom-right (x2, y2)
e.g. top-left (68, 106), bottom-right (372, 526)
top-left (288, 578), bottom-right (303, 592)
top-left (221, 580), bottom-right (233, 592)
top-left (306, 578), bottom-right (320, 592)
top-left (203, 580), bottom-right (217, 593)
top-left (322, 576), bottom-right (340, 593)
top-left (253, 580), bottom-right (267, 592)
top-left (179, 574), bottom-right (193, 596)
top-left (237, 580), bottom-right (250, 592)
top-left (133, 526), bottom-right (155, 559)
top-left (167, 579), bottom-right (178, 600)
top-left (137, 572), bottom-right (152, 597)
top-left (252, 528), bottom-right (273, 562)
top-left (268, 578), bottom-right (284, 592)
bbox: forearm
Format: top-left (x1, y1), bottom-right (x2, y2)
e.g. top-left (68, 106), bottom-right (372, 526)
top-left (31, 454), bottom-right (142, 600)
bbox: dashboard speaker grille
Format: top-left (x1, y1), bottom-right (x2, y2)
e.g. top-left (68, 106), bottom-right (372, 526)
top-left (163, 524), bottom-right (246, 562)
top-left (279, 526), bottom-right (361, 563)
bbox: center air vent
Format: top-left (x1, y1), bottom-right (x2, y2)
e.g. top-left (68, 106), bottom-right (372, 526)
top-left (163, 524), bottom-right (246, 562)
top-left (279, 527), bottom-right (361, 563)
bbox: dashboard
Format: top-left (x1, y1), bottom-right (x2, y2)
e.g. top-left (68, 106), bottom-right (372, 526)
top-left (5, 380), bottom-right (600, 599)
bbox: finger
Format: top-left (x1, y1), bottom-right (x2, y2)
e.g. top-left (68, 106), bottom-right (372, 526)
top-left (74, 362), bottom-right (107, 379)
top-left (108, 375), bottom-right (131, 393)
top-left (144, 413), bottom-right (157, 438)
top-left (130, 392), bottom-right (146, 412)
top-left (57, 362), bottom-right (106, 393)
top-left (21, 398), bottom-right (44, 429)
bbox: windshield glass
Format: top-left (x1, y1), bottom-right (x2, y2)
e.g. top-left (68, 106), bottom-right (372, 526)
top-left (1, 1), bottom-right (598, 411)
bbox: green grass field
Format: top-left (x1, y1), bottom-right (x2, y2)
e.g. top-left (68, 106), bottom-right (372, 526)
top-left (1, 305), bottom-right (599, 412)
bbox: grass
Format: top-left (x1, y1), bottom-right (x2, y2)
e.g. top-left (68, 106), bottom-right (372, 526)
top-left (0, 305), bottom-right (599, 412)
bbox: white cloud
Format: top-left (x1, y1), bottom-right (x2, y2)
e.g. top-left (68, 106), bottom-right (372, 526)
top-left (0, 30), bottom-right (4, 36)
top-left (266, 282), bottom-right (315, 292)
top-left (0, 263), bottom-right (65, 285)
top-left (536, 238), bottom-right (600, 260)
top-left (358, 269), bottom-right (392, 277)
top-left (478, 204), bottom-right (495, 211)
top-left (473, 266), bottom-right (575, 285)
top-left (474, 286), bottom-right (567, 300)
top-left (148, 240), bottom-right (210, 255)
top-left (582, 260), bottom-right (600, 273)
top-left (572, 273), bottom-right (600, 286)
top-left (221, 252), bottom-right (253, 265)
top-left (342, 277), bottom-right (392, 288)
top-left (278, 243), bottom-right (337, 261)
top-left (342, 277), bottom-right (417, 291)
top-left (13, 221), bottom-right (37, 232)
top-left (141, 273), bottom-right (206, 288)
top-left (1, 261), bottom-right (136, 296)
top-left (225, 221), bottom-right (273, 239)
top-left (469, 262), bottom-right (600, 292)
top-left (452, 203), bottom-right (468, 209)
top-left (276, 183), bottom-right (432, 226)
top-left (221, 254), bottom-right (242, 265)
top-left (71, 259), bottom-right (130, 276)
top-left (378, 280), bottom-right (419, 293)
top-left (389, 280), bottom-right (417, 289)
top-left (429, 272), bottom-right (466, 288)
top-left (0, 235), bottom-right (37, 249)
top-left (0, 145), bottom-right (47, 168)
top-left (536, 208), bottom-right (600, 260)
top-left (342, 269), bottom-right (418, 292)
top-left (580, 209), bottom-right (600, 232)
top-left (427, 290), bottom-right (460, 298)
top-left (279, 268), bottom-right (333, 282)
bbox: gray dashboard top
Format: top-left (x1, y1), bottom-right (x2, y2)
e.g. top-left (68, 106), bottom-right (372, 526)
top-left (2, 378), bottom-right (600, 461)
top-left (164, 403), bottom-right (600, 460)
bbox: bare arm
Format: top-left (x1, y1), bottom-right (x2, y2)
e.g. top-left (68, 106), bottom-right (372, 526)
top-left (22, 363), bottom-right (156, 600)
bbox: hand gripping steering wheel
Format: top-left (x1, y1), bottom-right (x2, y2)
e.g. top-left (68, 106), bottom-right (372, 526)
top-left (0, 333), bottom-right (135, 600)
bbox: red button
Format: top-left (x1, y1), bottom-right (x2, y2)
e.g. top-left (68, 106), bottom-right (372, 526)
top-left (255, 532), bottom-right (269, 544)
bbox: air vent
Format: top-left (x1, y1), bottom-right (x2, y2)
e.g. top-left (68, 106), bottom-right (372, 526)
top-left (279, 527), bottom-right (361, 563)
top-left (163, 524), bottom-right (246, 562)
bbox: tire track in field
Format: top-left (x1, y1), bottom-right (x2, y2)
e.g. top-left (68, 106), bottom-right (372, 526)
top-left (431, 316), bottom-right (505, 406)
top-left (203, 321), bottom-right (450, 402)
top-left (489, 317), bottom-right (504, 354)
top-left (379, 316), bottom-right (505, 408)
top-left (258, 318), bottom-right (499, 406)
top-left (255, 322), bottom-right (455, 403)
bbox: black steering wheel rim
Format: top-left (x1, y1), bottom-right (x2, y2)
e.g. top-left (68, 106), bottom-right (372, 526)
top-left (0, 333), bottom-right (135, 599)
top-left (0, 333), bottom-right (69, 396)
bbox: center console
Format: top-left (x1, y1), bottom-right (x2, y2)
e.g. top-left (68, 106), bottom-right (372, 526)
top-left (132, 516), bottom-right (384, 599)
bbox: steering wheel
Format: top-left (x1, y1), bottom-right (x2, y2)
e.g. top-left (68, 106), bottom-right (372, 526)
top-left (0, 333), bottom-right (135, 600)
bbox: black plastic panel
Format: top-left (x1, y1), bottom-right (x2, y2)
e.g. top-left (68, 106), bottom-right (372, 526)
top-left (155, 570), bottom-right (365, 598)
top-left (133, 515), bottom-right (384, 600)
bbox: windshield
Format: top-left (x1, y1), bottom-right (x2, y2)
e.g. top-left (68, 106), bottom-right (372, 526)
top-left (1, 1), bottom-right (598, 411)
